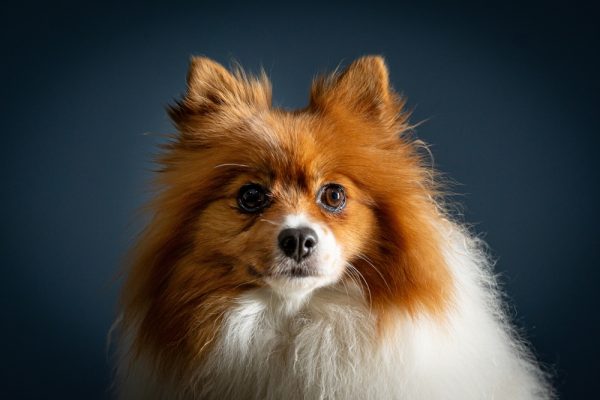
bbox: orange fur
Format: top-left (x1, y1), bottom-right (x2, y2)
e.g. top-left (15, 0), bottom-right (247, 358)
top-left (120, 55), bottom-right (453, 381)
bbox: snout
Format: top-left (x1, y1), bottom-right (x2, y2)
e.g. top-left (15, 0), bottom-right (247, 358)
top-left (265, 215), bottom-right (343, 296)
top-left (278, 227), bottom-right (318, 262)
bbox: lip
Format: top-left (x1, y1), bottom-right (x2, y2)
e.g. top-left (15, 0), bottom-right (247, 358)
top-left (287, 267), bottom-right (317, 278)
top-left (247, 264), bottom-right (320, 279)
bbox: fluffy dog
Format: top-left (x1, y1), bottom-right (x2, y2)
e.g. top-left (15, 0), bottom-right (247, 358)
top-left (115, 56), bottom-right (553, 399)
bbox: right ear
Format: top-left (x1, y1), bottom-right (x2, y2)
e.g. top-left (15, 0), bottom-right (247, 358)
top-left (309, 56), bottom-right (407, 130)
top-left (172, 56), bottom-right (272, 117)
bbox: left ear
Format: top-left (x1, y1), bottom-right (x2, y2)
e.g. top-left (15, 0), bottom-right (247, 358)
top-left (310, 56), bottom-right (406, 127)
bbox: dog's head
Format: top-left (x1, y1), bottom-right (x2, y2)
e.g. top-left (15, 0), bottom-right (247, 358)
top-left (123, 56), bottom-right (452, 357)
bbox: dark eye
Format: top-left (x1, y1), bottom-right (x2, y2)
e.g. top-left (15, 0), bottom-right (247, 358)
top-left (318, 184), bottom-right (346, 212)
top-left (237, 184), bottom-right (271, 213)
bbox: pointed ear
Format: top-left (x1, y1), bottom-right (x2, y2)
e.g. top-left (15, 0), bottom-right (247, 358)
top-left (310, 56), bottom-right (407, 127)
top-left (173, 56), bottom-right (271, 116)
top-left (186, 56), bottom-right (238, 106)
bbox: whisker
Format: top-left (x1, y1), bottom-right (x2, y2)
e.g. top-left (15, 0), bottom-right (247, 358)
top-left (345, 262), bottom-right (373, 317)
top-left (348, 264), bottom-right (372, 305)
top-left (259, 218), bottom-right (279, 226)
top-left (339, 272), bottom-right (351, 299)
top-left (342, 268), bottom-right (362, 302)
top-left (213, 163), bottom-right (251, 169)
top-left (355, 253), bottom-right (393, 295)
top-left (230, 278), bottom-right (262, 291)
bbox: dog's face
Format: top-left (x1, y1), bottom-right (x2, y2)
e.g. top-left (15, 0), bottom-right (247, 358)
top-left (189, 114), bottom-right (379, 297)
top-left (126, 57), bottom-right (452, 356)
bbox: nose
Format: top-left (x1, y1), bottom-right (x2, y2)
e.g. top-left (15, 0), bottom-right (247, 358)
top-left (278, 227), bottom-right (319, 262)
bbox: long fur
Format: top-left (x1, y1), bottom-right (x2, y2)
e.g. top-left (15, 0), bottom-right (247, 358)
top-left (114, 56), bottom-right (553, 399)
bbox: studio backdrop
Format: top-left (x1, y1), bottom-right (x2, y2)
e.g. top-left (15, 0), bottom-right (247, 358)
top-left (2, 1), bottom-right (599, 398)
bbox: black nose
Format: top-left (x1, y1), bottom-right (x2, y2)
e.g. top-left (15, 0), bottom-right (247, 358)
top-left (278, 227), bottom-right (318, 262)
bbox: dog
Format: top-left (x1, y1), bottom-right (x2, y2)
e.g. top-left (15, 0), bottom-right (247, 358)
top-left (114, 55), bottom-right (553, 399)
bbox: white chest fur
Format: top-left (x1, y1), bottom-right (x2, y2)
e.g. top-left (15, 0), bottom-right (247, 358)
top-left (118, 224), bottom-right (552, 399)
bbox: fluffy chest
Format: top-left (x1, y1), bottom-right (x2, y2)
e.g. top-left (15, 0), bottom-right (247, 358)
top-left (196, 281), bottom-right (542, 400)
top-left (199, 287), bottom-right (392, 400)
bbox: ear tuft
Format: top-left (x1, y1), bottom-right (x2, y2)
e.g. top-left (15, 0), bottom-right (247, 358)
top-left (186, 57), bottom-right (238, 106)
top-left (310, 55), bottom-right (407, 128)
top-left (343, 55), bottom-right (391, 101)
top-left (168, 56), bottom-right (272, 134)
top-left (170, 56), bottom-right (272, 119)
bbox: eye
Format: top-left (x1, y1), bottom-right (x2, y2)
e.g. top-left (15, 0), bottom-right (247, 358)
top-left (237, 184), bottom-right (271, 213)
top-left (317, 184), bottom-right (346, 212)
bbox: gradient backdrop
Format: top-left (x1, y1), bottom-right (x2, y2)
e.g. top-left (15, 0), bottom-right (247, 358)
top-left (3, 1), bottom-right (599, 398)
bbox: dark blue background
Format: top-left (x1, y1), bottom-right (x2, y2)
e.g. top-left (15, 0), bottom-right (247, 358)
top-left (2, 1), bottom-right (598, 398)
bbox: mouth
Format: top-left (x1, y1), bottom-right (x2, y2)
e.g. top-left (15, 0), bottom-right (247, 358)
top-left (247, 258), bottom-right (341, 296)
top-left (247, 264), bottom-right (320, 279)
top-left (287, 267), bottom-right (317, 278)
